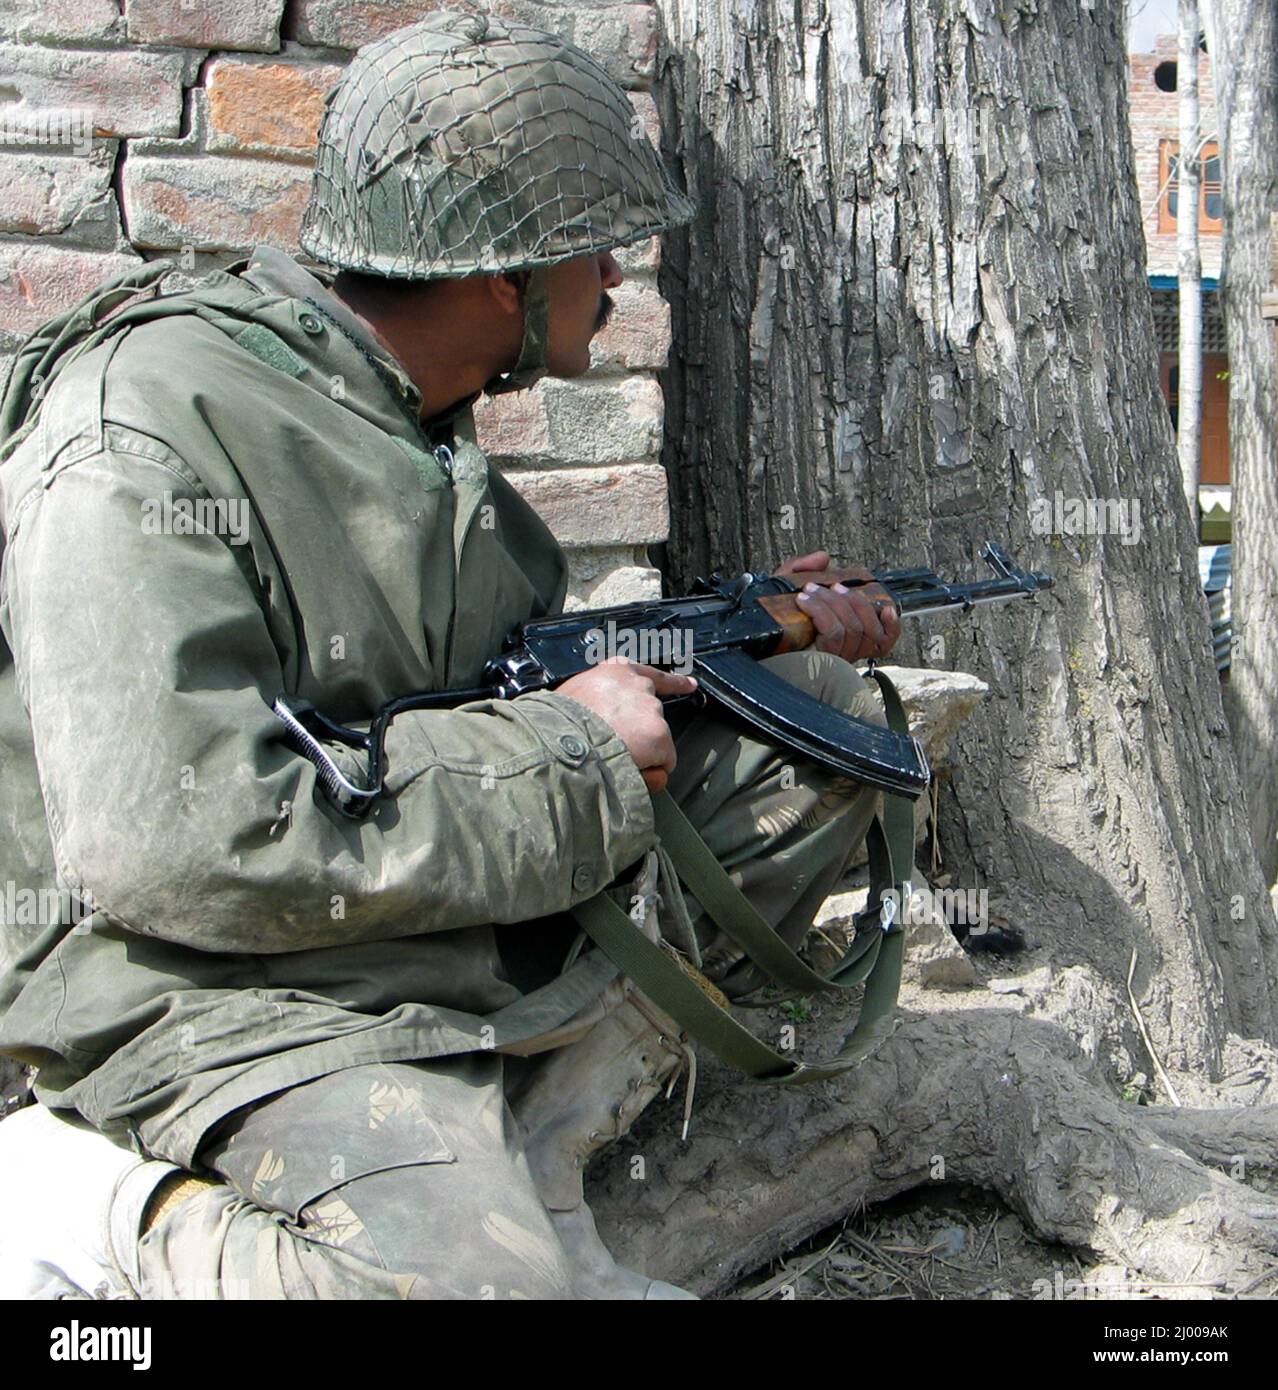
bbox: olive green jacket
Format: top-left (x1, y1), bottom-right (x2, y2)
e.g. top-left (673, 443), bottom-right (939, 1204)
top-left (0, 248), bottom-right (654, 1165)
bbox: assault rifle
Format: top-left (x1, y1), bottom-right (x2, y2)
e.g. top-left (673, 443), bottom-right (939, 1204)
top-left (275, 540), bottom-right (1051, 817)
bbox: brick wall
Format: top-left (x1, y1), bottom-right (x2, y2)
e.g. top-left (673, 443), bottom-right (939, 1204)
top-left (0, 0), bottom-right (675, 604)
top-left (1128, 34), bottom-right (1222, 282)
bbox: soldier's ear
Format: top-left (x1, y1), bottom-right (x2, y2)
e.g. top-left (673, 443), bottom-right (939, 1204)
top-left (487, 270), bottom-right (529, 316)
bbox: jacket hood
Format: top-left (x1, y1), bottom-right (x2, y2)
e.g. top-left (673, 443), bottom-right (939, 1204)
top-left (0, 259), bottom-right (320, 464)
top-left (0, 261), bottom-right (179, 459)
top-left (0, 250), bottom-right (487, 460)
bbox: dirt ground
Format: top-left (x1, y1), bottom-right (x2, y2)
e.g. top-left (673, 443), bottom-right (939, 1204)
top-left (725, 1185), bottom-right (1221, 1301)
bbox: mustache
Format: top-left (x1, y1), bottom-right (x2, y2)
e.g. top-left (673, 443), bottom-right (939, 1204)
top-left (595, 292), bottom-right (615, 331)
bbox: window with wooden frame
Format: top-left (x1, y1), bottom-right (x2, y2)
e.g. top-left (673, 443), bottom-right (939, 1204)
top-left (1158, 140), bottom-right (1223, 234)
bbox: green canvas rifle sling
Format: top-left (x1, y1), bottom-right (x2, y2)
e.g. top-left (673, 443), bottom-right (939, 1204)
top-left (570, 667), bottom-right (915, 1084)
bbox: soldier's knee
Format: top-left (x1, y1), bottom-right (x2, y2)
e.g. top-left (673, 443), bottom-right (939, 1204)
top-left (183, 1061), bottom-right (577, 1299)
top-left (760, 649), bottom-right (886, 725)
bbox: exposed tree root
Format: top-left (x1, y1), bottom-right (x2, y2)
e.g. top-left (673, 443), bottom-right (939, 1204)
top-left (1142, 1105), bottom-right (1278, 1175)
top-left (589, 1008), bottom-right (1278, 1297)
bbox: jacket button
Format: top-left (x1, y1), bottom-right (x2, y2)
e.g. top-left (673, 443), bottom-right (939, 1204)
top-left (572, 865), bottom-right (595, 893)
top-left (559, 734), bottom-right (588, 760)
top-left (298, 312), bottom-right (324, 335)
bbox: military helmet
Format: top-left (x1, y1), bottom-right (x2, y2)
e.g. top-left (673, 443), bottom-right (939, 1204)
top-left (300, 10), bottom-right (695, 280)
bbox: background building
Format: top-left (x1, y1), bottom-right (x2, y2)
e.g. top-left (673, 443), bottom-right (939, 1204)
top-left (1128, 34), bottom-right (1231, 501)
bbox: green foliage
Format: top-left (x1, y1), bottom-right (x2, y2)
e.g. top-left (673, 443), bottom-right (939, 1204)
top-left (780, 996), bottom-right (814, 1023)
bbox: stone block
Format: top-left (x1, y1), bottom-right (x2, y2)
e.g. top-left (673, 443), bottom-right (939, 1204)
top-left (122, 153), bottom-right (311, 251)
top-left (0, 43), bottom-right (193, 140)
top-left (290, 1), bottom-right (657, 89)
top-left (506, 463), bottom-right (668, 545)
top-left (0, 148), bottom-right (117, 237)
top-left (125, 0), bottom-right (286, 52)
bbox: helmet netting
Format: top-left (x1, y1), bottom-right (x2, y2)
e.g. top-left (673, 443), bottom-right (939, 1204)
top-left (300, 11), bottom-right (695, 280)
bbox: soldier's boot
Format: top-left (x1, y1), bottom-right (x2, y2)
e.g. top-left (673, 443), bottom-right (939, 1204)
top-left (513, 980), bottom-right (698, 1301)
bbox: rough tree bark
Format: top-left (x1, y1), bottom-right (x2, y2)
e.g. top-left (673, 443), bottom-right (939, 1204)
top-left (591, 0), bottom-right (1278, 1292)
top-left (1208, 0), bottom-right (1278, 886)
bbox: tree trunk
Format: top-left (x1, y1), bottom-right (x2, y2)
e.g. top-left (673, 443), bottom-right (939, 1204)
top-left (1177, 0), bottom-right (1203, 514)
top-left (632, 0), bottom-right (1278, 1287)
top-left (1209, 0), bottom-right (1278, 886)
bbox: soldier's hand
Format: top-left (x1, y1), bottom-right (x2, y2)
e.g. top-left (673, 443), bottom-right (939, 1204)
top-left (556, 659), bottom-right (697, 795)
top-left (775, 550), bottom-right (901, 661)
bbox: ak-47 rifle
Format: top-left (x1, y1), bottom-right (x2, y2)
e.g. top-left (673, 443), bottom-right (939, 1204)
top-left (275, 540), bottom-right (1051, 817)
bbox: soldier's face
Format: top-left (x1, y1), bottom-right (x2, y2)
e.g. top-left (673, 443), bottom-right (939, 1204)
top-left (543, 251), bottom-right (624, 376)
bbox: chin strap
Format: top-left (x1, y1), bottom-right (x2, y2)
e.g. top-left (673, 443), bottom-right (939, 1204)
top-left (484, 265), bottom-right (550, 395)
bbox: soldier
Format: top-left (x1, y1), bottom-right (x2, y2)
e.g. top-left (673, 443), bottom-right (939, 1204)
top-left (0, 11), bottom-right (900, 1299)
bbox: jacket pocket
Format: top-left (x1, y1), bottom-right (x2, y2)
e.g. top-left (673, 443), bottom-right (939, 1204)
top-left (204, 1065), bottom-right (457, 1222)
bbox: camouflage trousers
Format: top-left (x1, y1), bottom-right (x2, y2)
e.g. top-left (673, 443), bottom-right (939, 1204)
top-left (136, 651), bottom-right (885, 1299)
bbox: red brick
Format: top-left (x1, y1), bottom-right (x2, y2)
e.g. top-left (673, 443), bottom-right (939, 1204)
top-left (471, 298), bottom-right (671, 434)
top-left (0, 0), bottom-right (120, 42)
top-left (0, 44), bottom-right (191, 140)
top-left (125, 0), bottom-right (286, 52)
top-left (290, 0), bottom-right (455, 47)
top-left (123, 154), bottom-right (312, 252)
top-left (207, 56), bottom-right (343, 159)
top-left (506, 464), bottom-right (668, 545)
top-left (0, 245), bottom-right (143, 342)
top-left (0, 150), bottom-right (115, 236)
top-left (472, 389), bottom-right (553, 458)
top-left (612, 97), bottom-right (673, 273)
